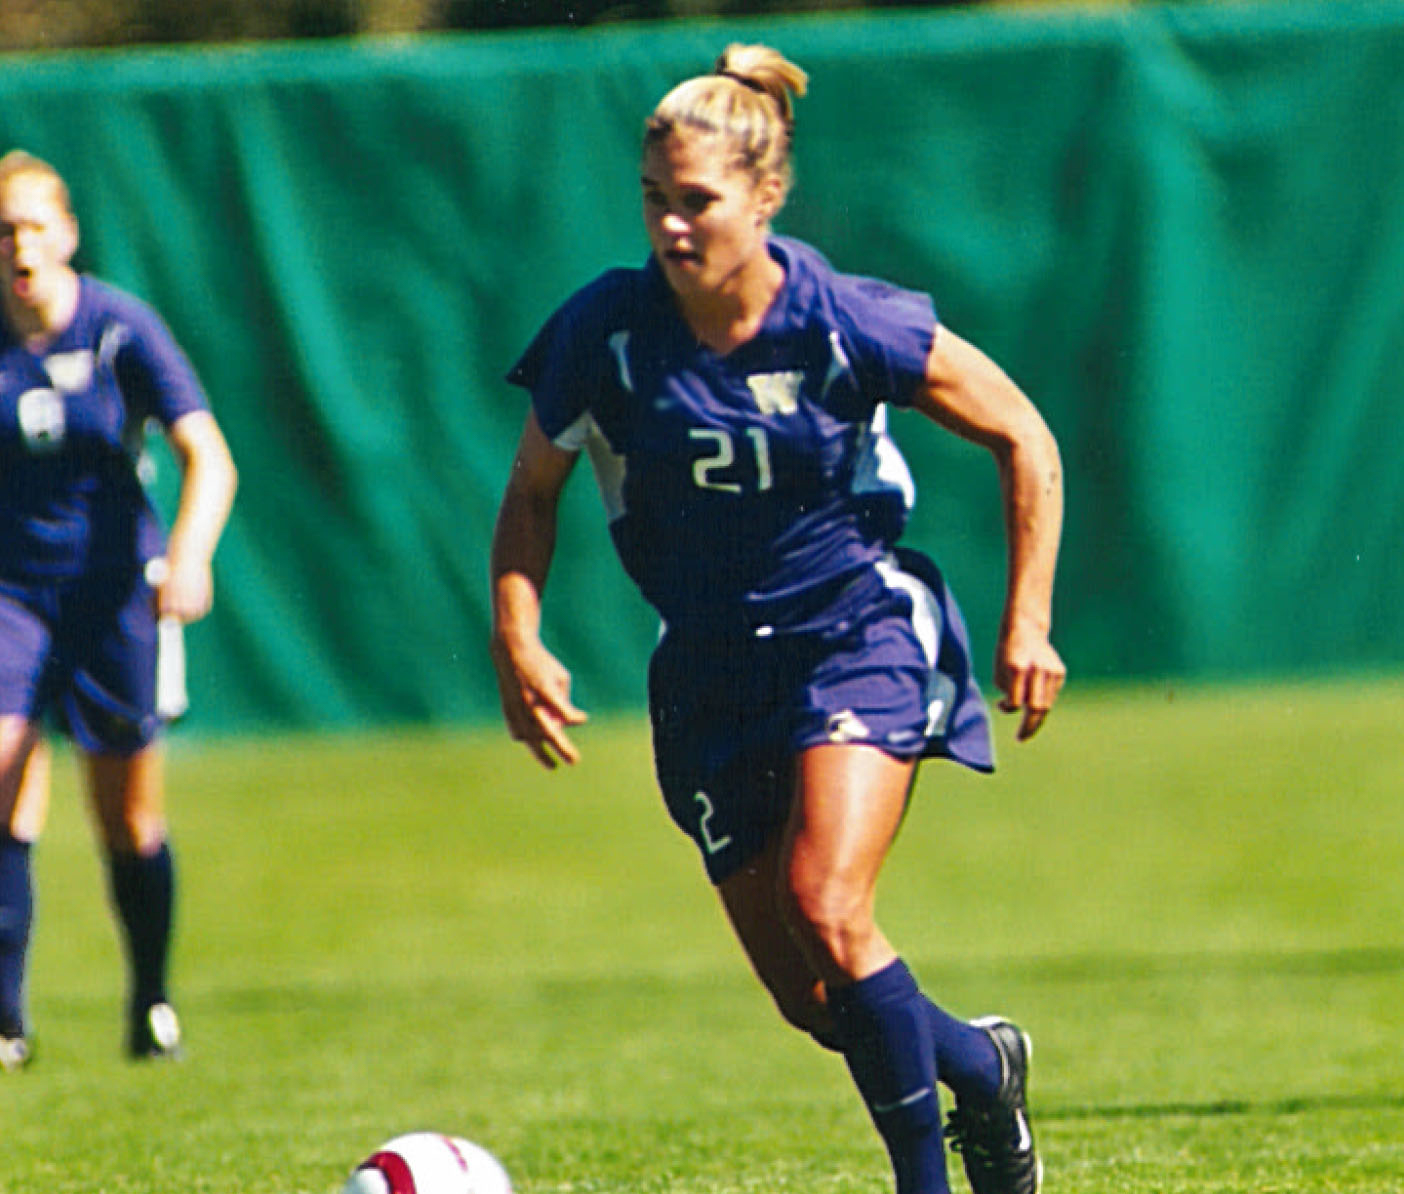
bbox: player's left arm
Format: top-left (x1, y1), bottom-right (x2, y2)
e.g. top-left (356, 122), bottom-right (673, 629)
top-left (159, 410), bottom-right (238, 623)
top-left (911, 324), bottom-right (1065, 740)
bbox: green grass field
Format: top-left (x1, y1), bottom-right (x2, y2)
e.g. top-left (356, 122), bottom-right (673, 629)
top-left (4, 677), bottom-right (1402, 1193)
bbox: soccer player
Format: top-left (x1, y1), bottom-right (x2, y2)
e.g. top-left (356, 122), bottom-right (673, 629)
top-left (0, 150), bottom-right (237, 1069)
top-left (489, 46), bottom-right (1063, 1194)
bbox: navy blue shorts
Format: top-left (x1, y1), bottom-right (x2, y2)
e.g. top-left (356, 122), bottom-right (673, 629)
top-left (648, 548), bottom-right (994, 883)
top-left (0, 569), bottom-right (162, 755)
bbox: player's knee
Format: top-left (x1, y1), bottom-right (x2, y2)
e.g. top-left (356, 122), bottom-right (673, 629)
top-left (122, 812), bottom-right (167, 856)
top-left (781, 866), bottom-right (872, 969)
top-left (93, 791), bottom-right (166, 854)
top-left (766, 985), bottom-right (841, 1052)
top-left (93, 796), bottom-right (164, 854)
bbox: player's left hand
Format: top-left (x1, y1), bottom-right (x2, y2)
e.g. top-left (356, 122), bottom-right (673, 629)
top-left (995, 617), bottom-right (1066, 741)
top-left (153, 554), bottom-right (215, 624)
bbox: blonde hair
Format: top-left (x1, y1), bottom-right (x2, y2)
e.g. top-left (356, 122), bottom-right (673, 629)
top-left (644, 44), bottom-right (809, 195)
top-left (0, 150), bottom-right (74, 216)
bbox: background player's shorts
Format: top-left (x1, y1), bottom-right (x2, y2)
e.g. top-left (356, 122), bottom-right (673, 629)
top-left (648, 547), bottom-right (993, 883)
top-left (0, 569), bottom-right (162, 755)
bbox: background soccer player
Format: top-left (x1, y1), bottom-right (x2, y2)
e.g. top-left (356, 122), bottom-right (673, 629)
top-left (0, 150), bottom-right (237, 1068)
top-left (490, 46), bottom-right (1063, 1194)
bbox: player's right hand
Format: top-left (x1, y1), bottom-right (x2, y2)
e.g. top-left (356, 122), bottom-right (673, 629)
top-left (489, 633), bottom-right (588, 769)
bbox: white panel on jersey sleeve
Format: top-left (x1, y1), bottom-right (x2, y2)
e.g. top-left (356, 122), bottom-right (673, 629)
top-left (821, 330), bottom-right (853, 401)
top-left (608, 330), bottom-right (634, 392)
top-left (552, 410), bottom-right (594, 453)
top-left (553, 412), bottom-right (627, 523)
top-left (851, 404), bottom-right (916, 511)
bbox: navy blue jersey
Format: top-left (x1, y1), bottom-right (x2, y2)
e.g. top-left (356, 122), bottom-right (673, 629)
top-left (509, 238), bottom-right (933, 635)
top-left (0, 276), bottom-right (208, 581)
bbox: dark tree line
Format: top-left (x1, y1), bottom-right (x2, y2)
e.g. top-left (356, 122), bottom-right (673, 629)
top-left (3, 0), bottom-right (1014, 54)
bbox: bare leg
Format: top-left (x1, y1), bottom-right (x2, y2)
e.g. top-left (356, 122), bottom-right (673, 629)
top-left (85, 743), bottom-right (167, 856)
top-left (717, 832), bottom-right (835, 1047)
top-left (783, 745), bottom-right (946, 1194)
top-left (780, 744), bottom-right (912, 983)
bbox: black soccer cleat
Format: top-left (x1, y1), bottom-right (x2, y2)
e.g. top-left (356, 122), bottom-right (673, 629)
top-left (944, 1016), bottom-right (1042, 1194)
top-left (128, 1001), bottom-right (183, 1061)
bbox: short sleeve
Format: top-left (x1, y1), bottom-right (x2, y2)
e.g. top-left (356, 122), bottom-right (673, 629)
top-left (507, 272), bottom-right (629, 446)
top-left (832, 275), bottom-right (937, 409)
top-left (104, 302), bottom-right (208, 431)
top-left (101, 289), bottom-right (209, 427)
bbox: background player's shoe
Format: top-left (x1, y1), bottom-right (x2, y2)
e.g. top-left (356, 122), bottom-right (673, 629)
top-left (944, 1016), bottom-right (1041, 1194)
top-left (0, 1034), bottom-right (31, 1072)
top-left (128, 1001), bottom-right (183, 1061)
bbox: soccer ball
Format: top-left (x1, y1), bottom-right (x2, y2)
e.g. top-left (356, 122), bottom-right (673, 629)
top-left (343, 1133), bottom-right (513, 1194)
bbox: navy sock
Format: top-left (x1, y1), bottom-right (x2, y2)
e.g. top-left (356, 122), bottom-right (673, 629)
top-left (107, 843), bottom-right (175, 1013)
top-left (924, 997), bottom-right (1002, 1102)
top-left (829, 960), bottom-right (948, 1194)
top-left (0, 835), bottom-right (34, 1037)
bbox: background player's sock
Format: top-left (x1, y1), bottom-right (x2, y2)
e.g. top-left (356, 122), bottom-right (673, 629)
top-left (830, 959), bottom-right (949, 1194)
top-left (107, 843), bottom-right (175, 1012)
top-left (0, 834), bottom-right (34, 1037)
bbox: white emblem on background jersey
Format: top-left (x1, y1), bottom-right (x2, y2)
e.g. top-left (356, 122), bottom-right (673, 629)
top-left (16, 388), bottom-right (67, 452)
top-left (43, 350), bottom-right (94, 394)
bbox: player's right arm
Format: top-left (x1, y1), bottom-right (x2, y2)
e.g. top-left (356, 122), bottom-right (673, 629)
top-left (489, 411), bottom-right (588, 769)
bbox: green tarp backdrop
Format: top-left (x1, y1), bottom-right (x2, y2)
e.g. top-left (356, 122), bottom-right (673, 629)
top-left (2, 1), bottom-right (1402, 733)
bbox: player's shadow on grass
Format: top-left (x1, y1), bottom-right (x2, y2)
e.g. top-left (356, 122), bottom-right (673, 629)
top-left (1016, 946), bottom-right (1404, 1122)
top-left (1049, 1091), bottom-right (1404, 1121)
top-left (1015, 944), bottom-right (1404, 984)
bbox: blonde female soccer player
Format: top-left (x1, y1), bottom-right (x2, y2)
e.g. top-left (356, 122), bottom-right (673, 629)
top-left (490, 46), bottom-right (1063, 1194)
top-left (0, 150), bottom-right (237, 1068)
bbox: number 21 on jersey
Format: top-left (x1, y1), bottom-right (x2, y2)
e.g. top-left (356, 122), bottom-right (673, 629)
top-left (689, 426), bottom-right (773, 494)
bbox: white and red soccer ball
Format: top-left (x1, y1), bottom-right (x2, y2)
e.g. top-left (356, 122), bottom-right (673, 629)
top-left (343, 1133), bottom-right (512, 1194)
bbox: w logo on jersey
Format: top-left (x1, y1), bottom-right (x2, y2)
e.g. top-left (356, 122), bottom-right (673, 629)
top-left (747, 370), bottom-right (803, 416)
top-left (42, 349), bottom-right (94, 394)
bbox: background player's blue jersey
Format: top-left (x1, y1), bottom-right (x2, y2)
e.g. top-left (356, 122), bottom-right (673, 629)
top-left (510, 237), bottom-right (934, 635)
top-left (0, 276), bottom-right (208, 582)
